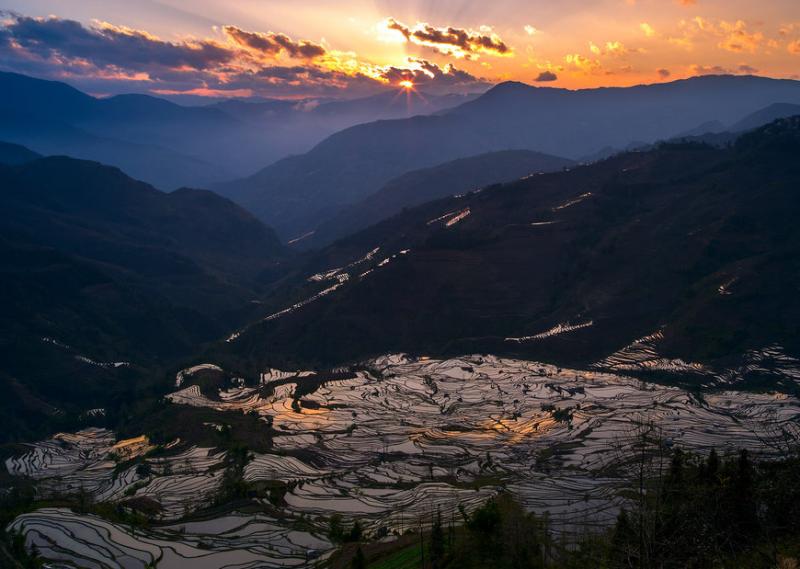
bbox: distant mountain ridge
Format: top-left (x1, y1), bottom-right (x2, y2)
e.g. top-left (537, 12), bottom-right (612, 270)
top-left (216, 75), bottom-right (800, 240)
top-left (731, 102), bottom-right (800, 131)
top-left (0, 71), bottom-right (480, 189)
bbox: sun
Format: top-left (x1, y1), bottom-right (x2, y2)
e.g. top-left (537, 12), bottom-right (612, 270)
top-left (399, 80), bottom-right (415, 90)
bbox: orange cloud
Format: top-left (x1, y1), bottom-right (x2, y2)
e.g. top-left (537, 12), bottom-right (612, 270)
top-left (717, 20), bottom-right (764, 53)
top-left (689, 63), bottom-right (759, 75)
top-left (668, 17), bottom-right (767, 53)
top-left (589, 41), bottom-right (638, 58)
top-left (0, 14), bottom-right (489, 98)
top-left (565, 53), bottom-right (603, 74)
top-left (640, 23), bottom-right (656, 38)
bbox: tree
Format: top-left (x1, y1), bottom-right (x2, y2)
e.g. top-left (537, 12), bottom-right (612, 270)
top-left (730, 449), bottom-right (757, 539)
top-left (705, 448), bottom-right (719, 483)
top-left (347, 520), bottom-right (363, 542)
top-left (351, 546), bottom-right (366, 569)
top-left (610, 509), bottom-right (637, 569)
top-left (329, 514), bottom-right (344, 542)
top-left (430, 508), bottom-right (445, 568)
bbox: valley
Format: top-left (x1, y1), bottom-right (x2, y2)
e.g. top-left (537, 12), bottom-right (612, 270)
top-left (2, 11), bottom-right (800, 563)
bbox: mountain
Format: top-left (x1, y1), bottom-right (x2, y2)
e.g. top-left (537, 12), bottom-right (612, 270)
top-left (217, 75), bottom-right (800, 240)
top-left (672, 120), bottom-right (726, 138)
top-left (0, 71), bottom-right (479, 190)
top-left (731, 102), bottom-right (800, 132)
top-left (0, 109), bottom-right (228, 190)
top-left (446, 75), bottom-right (800, 156)
top-left (0, 141), bottom-right (40, 165)
top-left (616, 102), bottom-right (800, 153)
top-left (0, 72), bottom-right (233, 127)
top-left (309, 150), bottom-right (574, 247)
top-left (0, 72), bottom-right (236, 188)
top-left (215, 117), bottom-right (800, 379)
top-left (0, 155), bottom-right (286, 440)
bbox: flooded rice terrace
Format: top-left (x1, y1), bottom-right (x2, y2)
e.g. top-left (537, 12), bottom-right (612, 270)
top-left (6, 354), bottom-right (800, 568)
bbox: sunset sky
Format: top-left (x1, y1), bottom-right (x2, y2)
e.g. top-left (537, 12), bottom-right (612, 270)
top-left (2, 0), bottom-right (799, 99)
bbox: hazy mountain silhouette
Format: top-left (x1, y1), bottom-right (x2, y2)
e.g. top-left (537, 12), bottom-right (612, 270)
top-left (217, 75), bottom-right (800, 240)
top-left (730, 102), bottom-right (800, 131)
top-left (613, 101), bottom-right (800, 153)
top-left (0, 71), bottom-right (479, 189)
top-left (216, 117), bottom-right (800, 376)
top-left (0, 72), bottom-right (237, 188)
top-left (309, 150), bottom-right (574, 247)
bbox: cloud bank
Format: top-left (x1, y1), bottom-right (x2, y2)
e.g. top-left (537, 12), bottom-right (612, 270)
top-left (0, 13), bottom-right (490, 98)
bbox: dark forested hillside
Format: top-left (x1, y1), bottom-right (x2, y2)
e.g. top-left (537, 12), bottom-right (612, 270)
top-left (217, 117), bottom-right (800, 378)
top-left (0, 142), bottom-right (41, 166)
top-left (309, 150), bottom-right (574, 247)
top-left (0, 156), bottom-right (286, 441)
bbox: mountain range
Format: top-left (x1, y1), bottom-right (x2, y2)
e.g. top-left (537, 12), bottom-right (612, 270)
top-left (216, 75), bottom-right (800, 241)
top-left (4, 70), bottom-right (800, 442)
top-left (0, 71), bottom-right (479, 190)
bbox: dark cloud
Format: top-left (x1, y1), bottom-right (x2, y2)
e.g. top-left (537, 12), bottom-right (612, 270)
top-left (223, 26), bottom-right (326, 59)
top-left (2, 15), bottom-right (234, 70)
top-left (692, 64), bottom-right (729, 75)
top-left (534, 71), bottom-right (557, 82)
top-left (0, 14), bottom-right (489, 98)
top-left (657, 68), bottom-right (671, 78)
top-left (385, 18), bottom-right (511, 57)
top-left (690, 63), bottom-right (761, 77)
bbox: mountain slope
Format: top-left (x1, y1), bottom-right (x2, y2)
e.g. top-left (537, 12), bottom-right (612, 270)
top-left (447, 75), bottom-right (800, 155)
top-left (0, 141), bottom-right (40, 165)
top-left (216, 117), bottom-right (800, 378)
top-left (0, 109), bottom-right (227, 190)
top-left (0, 72), bottom-right (235, 188)
top-left (731, 102), bottom-right (800, 131)
top-left (309, 150), bottom-right (574, 247)
top-left (217, 75), bottom-right (800, 240)
top-left (0, 71), bottom-right (233, 127)
top-left (0, 156), bottom-right (287, 440)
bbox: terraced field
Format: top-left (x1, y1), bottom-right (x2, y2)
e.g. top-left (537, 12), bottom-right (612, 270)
top-left (7, 354), bottom-right (800, 567)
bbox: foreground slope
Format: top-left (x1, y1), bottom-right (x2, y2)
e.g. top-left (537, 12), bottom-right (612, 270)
top-left (0, 156), bottom-right (286, 441)
top-left (218, 117), bottom-right (800, 379)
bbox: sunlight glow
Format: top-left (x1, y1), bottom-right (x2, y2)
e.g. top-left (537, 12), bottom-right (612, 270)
top-left (399, 80), bottom-right (414, 90)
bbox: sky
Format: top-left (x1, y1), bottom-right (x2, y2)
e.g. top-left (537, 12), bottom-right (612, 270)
top-left (1, 0), bottom-right (799, 100)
